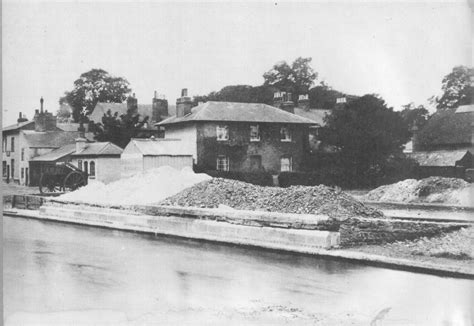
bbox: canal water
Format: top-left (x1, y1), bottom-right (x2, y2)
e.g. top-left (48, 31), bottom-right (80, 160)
top-left (3, 216), bottom-right (472, 325)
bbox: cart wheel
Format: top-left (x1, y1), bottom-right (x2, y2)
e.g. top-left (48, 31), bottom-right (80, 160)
top-left (63, 171), bottom-right (87, 192)
top-left (39, 174), bottom-right (63, 194)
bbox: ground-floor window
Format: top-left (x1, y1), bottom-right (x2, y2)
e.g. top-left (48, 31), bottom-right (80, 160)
top-left (280, 156), bottom-right (292, 172)
top-left (2, 161), bottom-right (7, 177)
top-left (21, 168), bottom-right (24, 179)
top-left (89, 161), bottom-right (96, 177)
top-left (84, 161), bottom-right (89, 175)
top-left (216, 155), bottom-right (229, 171)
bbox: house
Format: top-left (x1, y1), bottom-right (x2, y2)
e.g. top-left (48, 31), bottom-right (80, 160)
top-left (121, 138), bottom-right (193, 178)
top-left (408, 104), bottom-right (474, 179)
top-left (2, 98), bottom-right (93, 185)
top-left (157, 89), bottom-right (316, 174)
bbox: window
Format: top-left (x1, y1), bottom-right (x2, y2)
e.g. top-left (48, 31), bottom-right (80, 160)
top-left (11, 159), bottom-right (14, 178)
top-left (216, 155), bottom-right (229, 171)
top-left (78, 160), bottom-right (83, 171)
top-left (250, 125), bottom-right (260, 142)
top-left (21, 148), bottom-right (25, 161)
top-left (84, 161), bottom-right (89, 175)
top-left (2, 161), bottom-right (6, 177)
top-left (280, 156), bottom-right (292, 172)
top-left (249, 155), bottom-right (262, 171)
top-left (21, 168), bottom-right (24, 179)
top-left (2, 138), bottom-right (6, 152)
top-left (89, 161), bottom-right (96, 177)
top-left (11, 137), bottom-right (15, 152)
top-left (280, 127), bottom-right (291, 142)
top-left (216, 125), bottom-right (229, 141)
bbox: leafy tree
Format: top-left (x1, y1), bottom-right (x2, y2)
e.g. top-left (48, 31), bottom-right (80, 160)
top-left (320, 95), bottom-right (411, 185)
top-left (192, 85), bottom-right (276, 106)
top-left (93, 105), bottom-right (150, 148)
top-left (431, 66), bottom-right (474, 111)
top-left (399, 102), bottom-right (430, 132)
top-left (60, 69), bottom-right (132, 122)
top-left (308, 84), bottom-right (347, 110)
top-left (263, 57), bottom-right (317, 100)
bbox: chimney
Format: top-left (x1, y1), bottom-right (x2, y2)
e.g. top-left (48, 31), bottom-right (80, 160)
top-left (127, 93), bottom-right (138, 115)
top-left (40, 97), bottom-right (44, 113)
top-left (298, 94), bottom-right (310, 111)
top-left (176, 88), bottom-right (193, 117)
top-left (17, 112), bottom-right (28, 124)
top-left (281, 92), bottom-right (295, 114)
top-left (34, 97), bottom-right (57, 131)
top-left (152, 90), bottom-right (169, 122)
top-left (411, 123), bottom-right (419, 152)
top-left (75, 137), bottom-right (87, 154)
top-left (273, 91), bottom-right (284, 109)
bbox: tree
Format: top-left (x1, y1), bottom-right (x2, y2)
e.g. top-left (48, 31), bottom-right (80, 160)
top-left (192, 85), bottom-right (276, 106)
top-left (320, 95), bottom-right (411, 185)
top-left (399, 102), bottom-right (430, 132)
top-left (308, 84), bottom-right (347, 110)
top-left (263, 57), bottom-right (317, 100)
top-left (60, 69), bottom-right (132, 122)
top-left (93, 106), bottom-right (150, 149)
top-left (431, 66), bottom-right (474, 111)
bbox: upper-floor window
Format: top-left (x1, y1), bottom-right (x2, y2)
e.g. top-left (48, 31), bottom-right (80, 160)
top-left (11, 137), bottom-right (15, 152)
top-left (280, 156), bottom-right (292, 172)
top-left (280, 127), bottom-right (291, 142)
top-left (89, 161), bottom-right (96, 177)
top-left (250, 125), bottom-right (260, 142)
top-left (21, 148), bottom-right (25, 161)
top-left (2, 138), bottom-right (6, 152)
top-left (216, 155), bottom-right (229, 171)
top-left (216, 125), bottom-right (229, 141)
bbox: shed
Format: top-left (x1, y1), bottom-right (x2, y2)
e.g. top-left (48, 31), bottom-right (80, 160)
top-left (121, 138), bottom-right (193, 178)
top-left (408, 149), bottom-right (473, 179)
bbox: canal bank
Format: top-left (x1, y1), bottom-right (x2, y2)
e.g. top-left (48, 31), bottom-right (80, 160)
top-left (4, 195), bottom-right (473, 279)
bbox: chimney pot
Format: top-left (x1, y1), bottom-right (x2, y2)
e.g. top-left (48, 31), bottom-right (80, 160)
top-left (181, 88), bottom-right (188, 97)
top-left (154, 90), bottom-right (157, 99)
top-left (40, 97), bottom-right (44, 113)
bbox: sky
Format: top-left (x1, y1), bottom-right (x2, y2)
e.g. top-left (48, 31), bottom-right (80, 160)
top-left (2, 0), bottom-right (472, 126)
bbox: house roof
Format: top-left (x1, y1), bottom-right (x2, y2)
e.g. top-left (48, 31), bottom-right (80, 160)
top-left (22, 130), bottom-right (93, 148)
top-left (72, 142), bottom-right (123, 156)
top-left (31, 143), bottom-right (76, 162)
top-left (56, 122), bottom-right (89, 132)
top-left (294, 108), bottom-right (331, 126)
top-left (2, 120), bottom-right (35, 132)
top-left (89, 102), bottom-right (176, 123)
top-left (408, 150), bottom-right (471, 166)
top-left (157, 101), bottom-right (316, 126)
top-left (456, 104), bottom-right (474, 113)
top-left (125, 138), bottom-right (191, 156)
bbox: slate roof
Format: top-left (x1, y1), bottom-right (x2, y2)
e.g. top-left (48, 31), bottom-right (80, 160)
top-left (294, 108), bottom-right (331, 126)
top-left (126, 138), bottom-right (191, 156)
top-left (418, 110), bottom-right (472, 148)
top-left (157, 101), bottom-right (316, 126)
top-left (89, 102), bottom-right (176, 123)
top-left (72, 142), bottom-right (123, 156)
top-left (456, 104), bottom-right (474, 113)
top-left (56, 122), bottom-right (89, 132)
top-left (22, 130), bottom-right (93, 148)
top-left (2, 120), bottom-right (35, 132)
top-left (31, 144), bottom-right (76, 162)
top-left (408, 150), bottom-right (471, 166)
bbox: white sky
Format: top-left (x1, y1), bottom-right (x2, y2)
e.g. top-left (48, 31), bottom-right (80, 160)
top-left (2, 0), bottom-right (472, 126)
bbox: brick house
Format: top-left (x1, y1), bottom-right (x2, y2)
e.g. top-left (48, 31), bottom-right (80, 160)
top-left (157, 89), bottom-right (315, 174)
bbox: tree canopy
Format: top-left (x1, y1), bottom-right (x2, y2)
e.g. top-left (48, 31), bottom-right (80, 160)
top-left (263, 57), bottom-right (317, 99)
top-left (60, 69), bottom-right (132, 122)
top-left (431, 66), bottom-right (474, 111)
top-left (320, 95), bottom-right (411, 182)
top-left (399, 102), bottom-right (430, 132)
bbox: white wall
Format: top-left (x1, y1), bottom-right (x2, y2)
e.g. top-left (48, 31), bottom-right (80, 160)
top-left (164, 125), bottom-right (197, 162)
top-left (144, 155), bottom-right (193, 171)
top-left (71, 156), bottom-right (121, 184)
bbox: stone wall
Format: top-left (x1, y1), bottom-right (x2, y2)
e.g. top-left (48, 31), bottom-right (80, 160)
top-left (339, 217), bottom-right (465, 247)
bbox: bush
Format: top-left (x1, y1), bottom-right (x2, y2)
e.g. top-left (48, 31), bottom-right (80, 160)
top-left (203, 170), bottom-right (274, 186)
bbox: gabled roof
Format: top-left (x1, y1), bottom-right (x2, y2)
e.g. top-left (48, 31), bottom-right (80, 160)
top-left (125, 138), bottom-right (191, 156)
top-left (2, 120), bottom-right (35, 132)
top-left (89, 102), bottom-right (176, 123)
top-left (57, 122), bottom-right (89, 132)
top-left (294, 108), bottom-right (331, 126)
top-left (72, 142), bottom-right (123, 156)
top-left (157, 101), bottom-right (316, 126)
top-left (22, 130), bottom-right (93, 148)
top-left (456, 104), bottom-right (474, 114)
top-left (31, 144), bottom-right (76, 162)
top-left (408, 150), bottom-right (471, 166)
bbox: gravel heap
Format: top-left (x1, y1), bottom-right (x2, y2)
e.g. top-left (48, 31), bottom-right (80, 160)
top-left (365, 176), bottom-right (472, 206)
top-left (159, 178), bottom-right (383, 219)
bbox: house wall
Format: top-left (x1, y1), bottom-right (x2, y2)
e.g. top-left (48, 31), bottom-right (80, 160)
top-left (195, 122), bottom-right (309, 174)
top-left (121, 142), bottom-right (144, 178)
top-left (71, 156), bottom-right (121, 184)
top-left (144, 155), bottom-right (193, 171)
top-left (163, 124), bottom-right (197, 161)
top-left (2, 132), bottom-right (21, 183)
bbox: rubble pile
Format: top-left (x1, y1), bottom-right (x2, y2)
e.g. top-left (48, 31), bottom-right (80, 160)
top-left (159, 178), bottom-right (383, 219)
top-left (365, 176), bottom-right (473, 206)
top-left (58, 166), bottom-right (212, 206)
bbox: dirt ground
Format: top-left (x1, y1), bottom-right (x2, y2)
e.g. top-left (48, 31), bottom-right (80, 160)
top-left (2, 181), bottom-right (39, 197)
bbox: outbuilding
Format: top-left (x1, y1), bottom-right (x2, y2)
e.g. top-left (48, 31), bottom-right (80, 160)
top-left (121, 138), bottom-right (193, 178)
